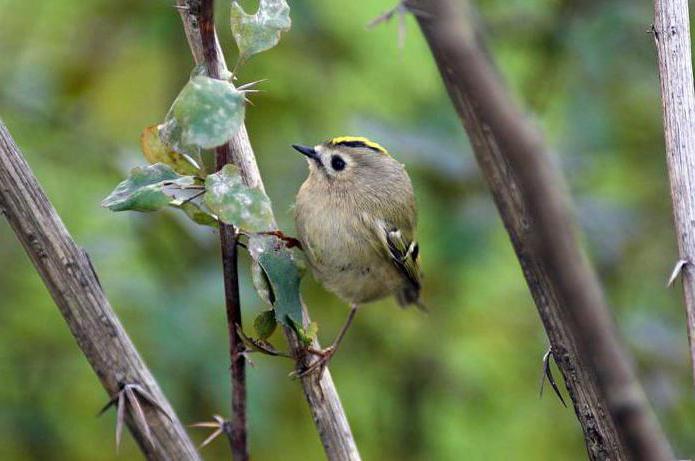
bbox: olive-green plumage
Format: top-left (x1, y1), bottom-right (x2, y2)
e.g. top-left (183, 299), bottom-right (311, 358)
top-left (293, 137), bottom-right (423, 308)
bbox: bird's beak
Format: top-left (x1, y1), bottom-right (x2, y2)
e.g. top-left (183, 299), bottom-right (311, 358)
top-left (292, 144), bottom-right (319, 161)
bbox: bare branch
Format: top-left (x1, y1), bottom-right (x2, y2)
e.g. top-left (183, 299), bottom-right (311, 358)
top-left (197, 0), bottom-right (249, 458)
top-left (0, 119), bottom-right (201, 460)
top-left (407, 0), bottom-right (674, 459)
top-left (652, 0), bottom-right (695, 384)
top-left (175, 2), bottom-right (361, 460)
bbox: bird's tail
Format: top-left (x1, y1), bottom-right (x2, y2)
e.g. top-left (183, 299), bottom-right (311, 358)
top-left (396, 286), bottom-right (428, 314)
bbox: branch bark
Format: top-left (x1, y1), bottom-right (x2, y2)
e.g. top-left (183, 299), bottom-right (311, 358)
top-left (175, 2), bottom-right (361, 460)
top-left (408, 0), bottom-right (674, 459)
top-left (198, 0), bottom-right (248, 458)
top-left (0, 119), bottom-right (201, 461)
top-left (652, 0), bottom-right (695, 386)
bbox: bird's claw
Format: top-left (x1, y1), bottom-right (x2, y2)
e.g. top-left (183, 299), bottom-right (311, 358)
top-left (290, 346), bottom-right (336, 379)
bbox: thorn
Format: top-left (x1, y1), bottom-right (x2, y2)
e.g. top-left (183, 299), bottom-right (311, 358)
top-left (667, 259), bottom-right (688, 287)
top-left (539, 347), bottom-right (567, 407)
top-left (236, 79), bottom-right (268, 91)
top-left (172, 4), bottom-right (190, 11)
top-left (190, 415), bottom-right (227, 449)
top-left (98, 383), bottom-right (174, 451)
top-left (116, 390), bottom-right (125, 451)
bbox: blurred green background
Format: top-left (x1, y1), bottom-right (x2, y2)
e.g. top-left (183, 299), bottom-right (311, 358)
top-left (1, 0), bottom-right (693, 459)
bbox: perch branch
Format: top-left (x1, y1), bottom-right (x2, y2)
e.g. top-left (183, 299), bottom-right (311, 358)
top-left (652, 0), bottom-right (695, 386)
top-left (408, 0), bottom-right (674, 459)
top-left (175, 2), bottom-right (361, 460)
top-left (0, 119), bottom-right (202, 461)
top-left (198, 0), bottom-right (248, 458)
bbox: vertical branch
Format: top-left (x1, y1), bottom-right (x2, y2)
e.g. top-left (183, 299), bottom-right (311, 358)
top-left (0, 120), bottom-right (202, 461)
top-left (408, 0), bottom-right (674, 459)
top-left (199, 0), bottom-right (249, 459)
top-left (652, 0), bottom-right (695, 385)
top-left (176, 1), bottom-right (361, 460)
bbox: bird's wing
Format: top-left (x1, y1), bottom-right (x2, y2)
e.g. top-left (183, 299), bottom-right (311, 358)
top-left (384, 226), bottom-right (421, 291)
top-left (369, 217), bottom-right (423, 307)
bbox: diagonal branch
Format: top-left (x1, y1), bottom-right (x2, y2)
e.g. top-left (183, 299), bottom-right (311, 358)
top-left (0, 119), bottom-right (201, 461)
top-left (652, 0), bottom-right (695, 386)
top-left (407, 0), bottom-right (674, 459)
top-left (175, 2), bottom-right (361, 460)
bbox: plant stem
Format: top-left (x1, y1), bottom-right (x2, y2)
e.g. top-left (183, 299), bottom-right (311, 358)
top-left (0, 119), bottom-right (201, 460)
top-left (199, 0), bottom-right (248, 459)
top-left (408, 0), bottom-right (674, 459)
top-left (175, 1), bottom-right (361, 459)
top-left (652, 0), bottom-right (695, 387)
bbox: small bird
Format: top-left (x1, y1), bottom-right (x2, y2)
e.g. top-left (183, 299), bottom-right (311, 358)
top-left (292, 136), bottom-right (424, 375)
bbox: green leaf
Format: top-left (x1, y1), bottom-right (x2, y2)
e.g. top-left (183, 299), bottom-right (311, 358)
top-left (102, 164), bottom-right (183, 212)
top-left (204, 164), bottom-right (274, 232)
top-left (249, 235), bottom-right (303, 328)
top-left (161, 75), bottom-right (245, 151)
top-left (230, 0), bottom-right (291, 61)
top-left (172, 200), bottom-right (218, 227)
top-left (251, 260), bottom-right (274, 305)
top-left (140, 125), bottom-right (202, 176)
top-left (254, 310), bottom-right (277, 339)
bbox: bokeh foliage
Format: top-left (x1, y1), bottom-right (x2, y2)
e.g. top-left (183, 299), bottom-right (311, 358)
top-left (0, 0), bottom-right (693, 460)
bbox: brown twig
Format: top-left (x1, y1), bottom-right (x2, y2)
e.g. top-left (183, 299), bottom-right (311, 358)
top-left (175, 1), bottom-right (361, 460)
top-left (407, 0), bottom-right (674, 459)
top-left (198, 0), bottom-right (248, 459)
top-left (0, 119), bottom-right (202, 460)
top-left (652, 0), bottom-right (695, 387)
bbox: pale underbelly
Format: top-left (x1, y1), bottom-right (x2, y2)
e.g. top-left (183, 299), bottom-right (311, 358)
top-left (311, 257), bottom-right (401, 304)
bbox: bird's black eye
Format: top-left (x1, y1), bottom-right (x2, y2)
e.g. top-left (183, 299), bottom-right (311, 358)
top-left (331, 155), bottom-right (346, 171)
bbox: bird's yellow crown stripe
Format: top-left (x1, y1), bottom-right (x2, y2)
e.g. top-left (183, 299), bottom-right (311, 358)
top-left (328, 136), bottom-right (389, 155)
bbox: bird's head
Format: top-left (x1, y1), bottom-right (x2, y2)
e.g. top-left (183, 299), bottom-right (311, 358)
top-left (291, 136), bottom-right (393, 185)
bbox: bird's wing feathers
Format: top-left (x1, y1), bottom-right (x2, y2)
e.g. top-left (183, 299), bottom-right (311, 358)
top-left (370, 217), bottom-right (423, 308)
top-left (384, 227), bottom-right (421, 290)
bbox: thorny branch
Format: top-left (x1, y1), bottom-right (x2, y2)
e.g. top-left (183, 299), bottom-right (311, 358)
top-left (175, 1), bottom-right (361, 460)
top-left (0, 120), bottom-right (201, 460)
top-left (405, 0), bottom-right (674, 459)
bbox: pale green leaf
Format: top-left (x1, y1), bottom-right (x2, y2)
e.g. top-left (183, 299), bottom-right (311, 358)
top-left (230, 0), bottom-right (291, 61)
top-left (204, 164), bottom-right (274, 232)
top-left (102, 164), bottom-right (182, 212)
top-left (251, 260), bottom-right (274, 305)
top-left (161, 76), bottom-right (245, 151)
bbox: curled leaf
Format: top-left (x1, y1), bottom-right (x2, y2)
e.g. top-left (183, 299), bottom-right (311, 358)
top-left (251, 259), bottom-right (275, 305)
top-left (204, 164), bottom-right (274, 232)
top-left (101, 164), bottom-right (183, 212)
top-left (254, 310), bottom-right (277, 339)
top-left (140, 125), bottom-right (201, 175)
top-left (161, 75), bottom-right (245, 152)
top-left (249, 235), bottom-right (304, 328)
top-left (231, 0), bottom-right (291, 61)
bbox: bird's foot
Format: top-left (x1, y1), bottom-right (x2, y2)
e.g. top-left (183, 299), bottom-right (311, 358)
top-left (291, 345), bottom-right (336, 379)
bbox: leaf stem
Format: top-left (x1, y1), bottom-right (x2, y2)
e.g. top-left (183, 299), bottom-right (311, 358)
top-left (199, 0), bottom-right (249, 459)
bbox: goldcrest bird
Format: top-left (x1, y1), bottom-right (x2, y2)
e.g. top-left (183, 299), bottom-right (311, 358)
top-left (292, 136), bottom-right (423, 375)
